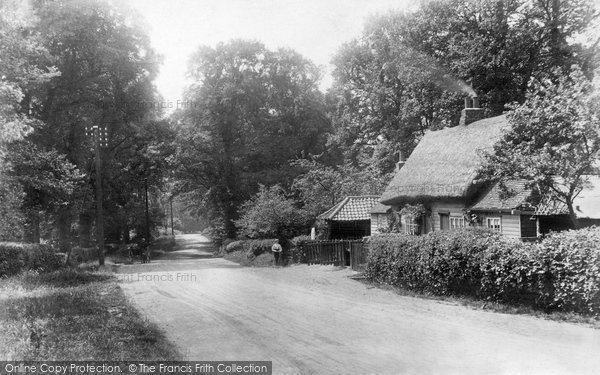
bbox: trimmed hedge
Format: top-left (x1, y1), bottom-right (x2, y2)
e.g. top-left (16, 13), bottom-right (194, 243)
top-left (365, 227), bottom-right (600, 314)
top-left (0, 242), bottom-right (63, 277)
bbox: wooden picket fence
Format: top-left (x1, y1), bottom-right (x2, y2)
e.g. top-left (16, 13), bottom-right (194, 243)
top-left (300, 239), bottom-right (367, 271)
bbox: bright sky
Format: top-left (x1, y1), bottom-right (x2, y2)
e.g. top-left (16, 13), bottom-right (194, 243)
top-left (124, 0), bottom-right (415, 104)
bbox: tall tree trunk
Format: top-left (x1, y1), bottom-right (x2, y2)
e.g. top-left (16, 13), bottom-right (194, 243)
top-left (24, 210), bottom-right (41, 243)
top-left (123, 226), bottom-right (130, 243)
top-left (566, 200), bottom-right (580, 229)
top-left (57, 208), bottom-right (71, 253)
top-left (78, 212), bottom-right (92, 247)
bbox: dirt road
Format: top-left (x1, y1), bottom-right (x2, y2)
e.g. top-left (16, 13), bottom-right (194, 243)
top-left (117, 234), bottom-right (600, 375)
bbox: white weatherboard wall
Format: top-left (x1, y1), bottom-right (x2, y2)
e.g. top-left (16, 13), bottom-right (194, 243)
top-left (370, 213), bottom-right (389, 234)
top-left (477, 212), bottom-right (522, 239)
top-left (501, 214), bottom-right (520, 238)
top-left (430, 202), bottom-right (467, 232)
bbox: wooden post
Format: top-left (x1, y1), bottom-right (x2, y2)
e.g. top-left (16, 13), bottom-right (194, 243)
top-left (95, 140), bottom-right (105, 266)
top-left (144, 178), bottom-right (150, 247)
top-left (170, 197), bottom-right (174, 236)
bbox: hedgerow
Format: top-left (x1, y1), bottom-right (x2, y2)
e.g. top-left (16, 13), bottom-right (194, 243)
top-left (364, 227), bottom-right (600, 314)
top-left (224, 239), bottom-right (278, 258)
top-left (0, 242), bottom-right (63, 277)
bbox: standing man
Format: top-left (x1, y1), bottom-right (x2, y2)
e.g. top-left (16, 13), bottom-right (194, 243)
top-left (271, 239), bottom-right (283, 266)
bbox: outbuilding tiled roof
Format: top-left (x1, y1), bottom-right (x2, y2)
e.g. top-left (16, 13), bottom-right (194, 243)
top-left (317, 196), bottom-right (381, 221)
top-left (533, 176), bottom-right (600, 218)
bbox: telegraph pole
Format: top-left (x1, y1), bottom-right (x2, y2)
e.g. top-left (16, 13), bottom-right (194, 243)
top-left (170, 197), bottom-right (174, 236)
top-left (144, 178), bottom-right (150, 247)
top-left (86, 125), bottom-right (108, 266)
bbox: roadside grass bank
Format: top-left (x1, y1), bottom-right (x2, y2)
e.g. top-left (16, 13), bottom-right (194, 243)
top-left (0, 268), bottom-right (182, 360)
top-left (357, 278), bottom-right (600, 329)
top-left (223, 250), bottom-right (275, 267)
top-left (220, 239), bottom-right (279, 267)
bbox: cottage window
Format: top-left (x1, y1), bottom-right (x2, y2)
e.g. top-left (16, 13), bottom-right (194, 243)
top-left (449, 216), bottom-right (465, 229)
top-left (404, 223), bottom-right (418, 235)
top-left (486, 217), bottom-right (501, 232)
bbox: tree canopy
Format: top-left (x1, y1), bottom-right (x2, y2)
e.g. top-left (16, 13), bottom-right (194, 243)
top-left (173, 40), bottom-right (331, 238)
top-left (482, 67), bottom-right (600, 227)
top-left (328, 0), bottom-right (599, 174)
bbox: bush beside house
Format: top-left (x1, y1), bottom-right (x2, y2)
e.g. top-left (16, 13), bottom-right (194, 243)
top-left (365, 227), bottom-right (600, 314)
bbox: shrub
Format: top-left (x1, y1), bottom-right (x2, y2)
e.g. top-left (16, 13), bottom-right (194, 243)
top-left (365, 226), bottom-right (600, 314)
top-left (224, 250), bottom-right (275, 267)
top-left (536, 227), bottom-right (600, 313)
top-left (289, 235), bottom-right (312, 263)
top-left (244, 239), bottom-right (278, 258)
top-left (0, 242), bottom-right (63, 277)
top-left (225, 240), bottom-right (244, 254)
top-left (68, 247), bottom-right (98, 264)
top-left (224, 239), bottom-right (278, 258)
top-left (235, 185), bottom-right (311, 240)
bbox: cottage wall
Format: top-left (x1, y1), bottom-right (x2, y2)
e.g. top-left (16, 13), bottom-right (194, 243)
top-left (475, 212), bottom-right (523, 239)
top-left (370, 213), bottom-right (389, 234)
top-left (500, 214), bottom-right (520, 238)
top-left (429, 202), bottom-right (468, 232)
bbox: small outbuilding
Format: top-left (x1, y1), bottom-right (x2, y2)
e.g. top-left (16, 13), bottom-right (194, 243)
top-left (370, 202), bottom-right (392, 235)
top-left (317, 196), bottom-right (381, 239)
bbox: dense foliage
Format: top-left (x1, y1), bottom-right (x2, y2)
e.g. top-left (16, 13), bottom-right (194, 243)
top-left (328, 0), bottom-right (599, 173)
top-left (224, 238), bottom-right (278, 258)
top-left (482, 67), bottom-right (600, 227)
top-left (0, 242), bottom-right (63, 277)
top-left (235, 185), bottom-right (310, 240)
top-left (365, 227), bottom-right (600, 314)
top-left (0, 0), bottom-right (174, 250)
top-left (173, 40), bottom-right (330, 238)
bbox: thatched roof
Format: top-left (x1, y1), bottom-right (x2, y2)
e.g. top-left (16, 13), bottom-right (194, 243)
top-left (317, 196), bottom-right (380, 221)
top-left (470, 181), bottom-right (535, 212)
top-left (380, 115), bottom-right (509, 205)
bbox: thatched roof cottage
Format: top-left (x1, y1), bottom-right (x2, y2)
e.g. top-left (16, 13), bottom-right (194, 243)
top-left (379, 98), bottom-right (591, 239)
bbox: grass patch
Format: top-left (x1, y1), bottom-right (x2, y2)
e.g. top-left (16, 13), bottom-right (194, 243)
top-left (357, 278), bottom-right (600, 329)
top-left (224, 250), bottom-right (276, 267)
top-left (0, 269), bottom-right (182, 360)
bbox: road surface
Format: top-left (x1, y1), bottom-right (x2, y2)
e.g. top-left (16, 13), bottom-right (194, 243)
top-left (117, 234), bottom-right (600, 375)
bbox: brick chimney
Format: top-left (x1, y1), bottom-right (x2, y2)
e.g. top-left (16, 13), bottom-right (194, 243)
top-left (397, 151), bottom-right (406, 171)
top-left (459, 96), bottom-right (485, 126)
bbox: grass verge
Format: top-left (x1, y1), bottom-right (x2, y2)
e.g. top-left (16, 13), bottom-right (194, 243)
top-left (358, 278), bottom-right (600, 329)
top-left (223, 250), bottom-right (276, 267)
top-left (0, 268), bottom-right (182, 360)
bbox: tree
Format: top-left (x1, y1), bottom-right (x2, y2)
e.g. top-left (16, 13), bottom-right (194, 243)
top-left (328, 0), bottom-right (599, 173)
top-left (482, 67), bottom-right (600, 227)
top-left (3, 0), bottom-right (169, 250)
top-left (235, 185), bottom-right (310, 240)
top-left (0, 0), bottom-right (58, 240)
top-left (290, 158), bottom-right (392, 217)
top-left (7, 142), bottom-right (84, 246)
top-left (174, 40), bottom-right (330, 238)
